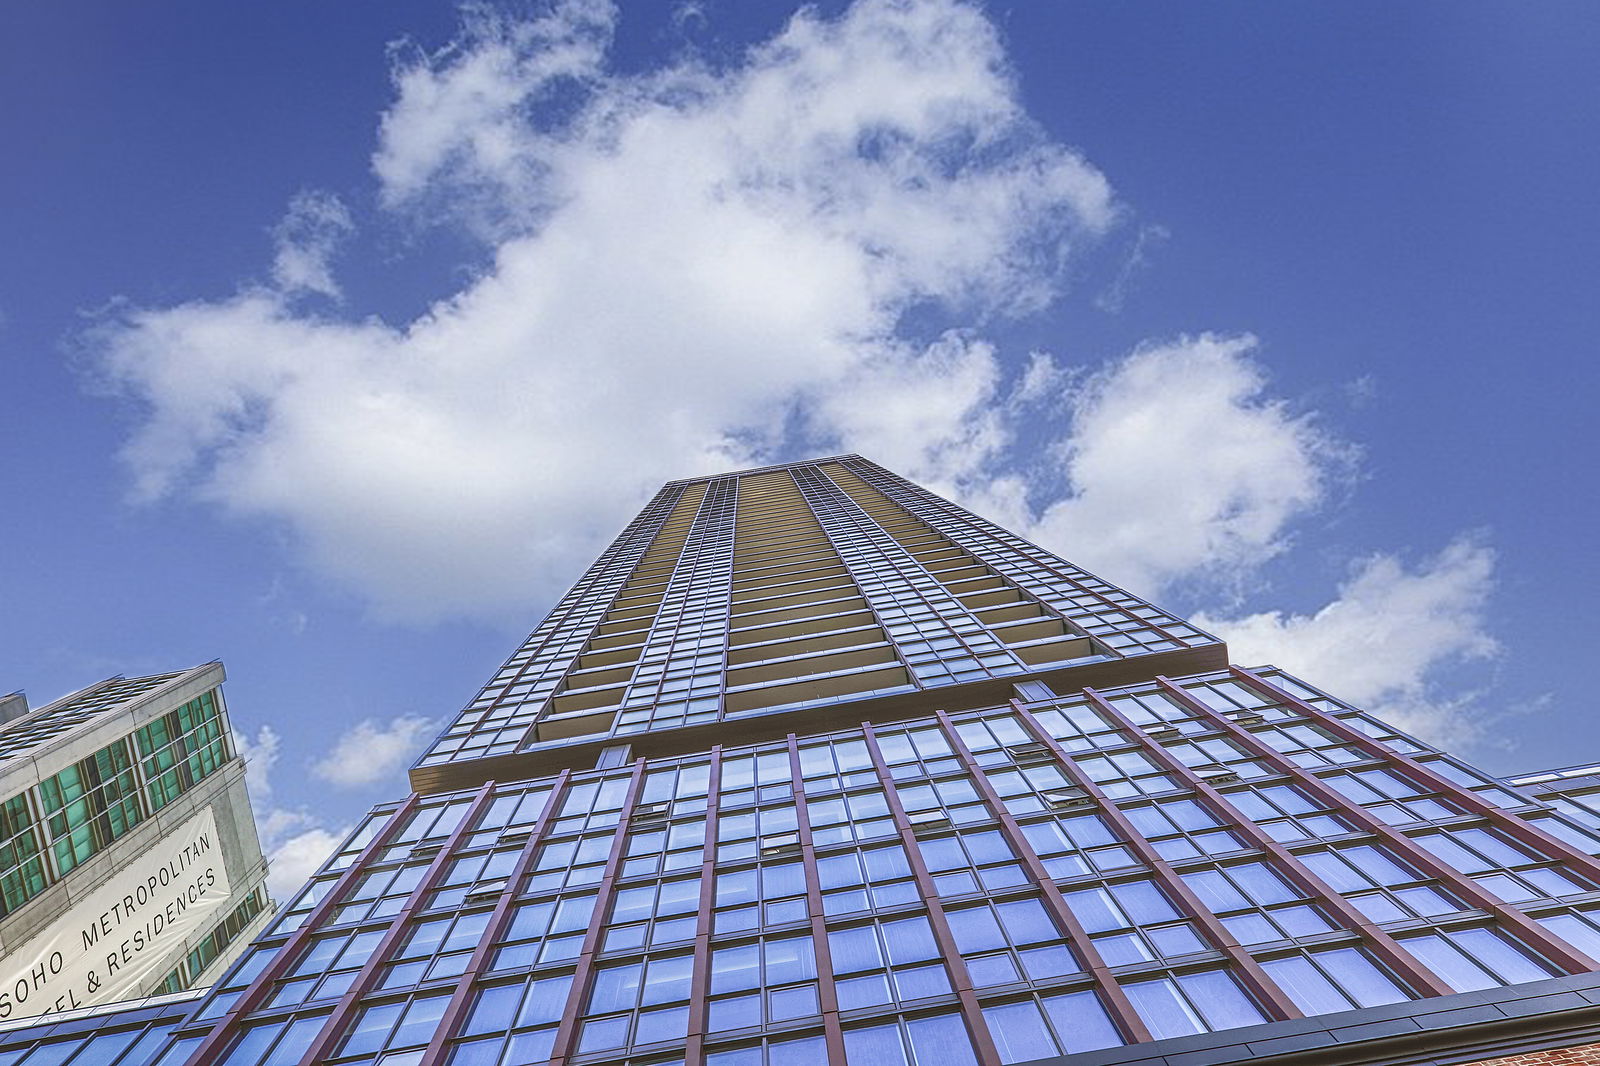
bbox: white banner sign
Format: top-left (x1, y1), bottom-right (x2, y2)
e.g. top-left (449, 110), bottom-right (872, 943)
top-left (0, 807), bottom-right (231, 1020)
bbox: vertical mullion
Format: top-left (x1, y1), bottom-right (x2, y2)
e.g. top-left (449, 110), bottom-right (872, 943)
top-left (181, 793), bottom-right (421, 1066)
top-left (297, 783), bottom-right (497, 1065)
top-left (417, 770), bottom-right (575, 1066)
top-left (495, 486), bottom-right (685, 746)
top-left (545, 759), bottom-right (651, 1064)
top-left (785, 735), bottom-right (849, 1064)
top-left (683, 748), bottom-right (724, 1064)
top-left (1232, 666), bottom-right (1600, 884)
top-left (860, 723), bottom-right (1002, 1066)
top-left (787, 468), bottom-right (917, 683)
top-left (1007, 704), bottom-right (1303, 1022)
top-left (842, 456), bottom-right (1189, 648)
top-left (931, 710), bottom-right (1153, 1044)
top-left (1079, 688), bottom-right (1454, 998)
top-left (1157, 677), bottom-right (1600, 975)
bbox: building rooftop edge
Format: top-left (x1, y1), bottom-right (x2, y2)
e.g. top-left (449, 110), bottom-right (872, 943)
top-left (1020, 967), bottom-right (1600, 1066)
top-left (658, 453), bottom-right (864, 488)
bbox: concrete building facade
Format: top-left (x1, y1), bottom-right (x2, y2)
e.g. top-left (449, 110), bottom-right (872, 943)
top-left (0, 664), bottom-right (270, 1022)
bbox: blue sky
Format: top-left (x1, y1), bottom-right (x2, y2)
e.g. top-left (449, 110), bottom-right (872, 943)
top-left (2, 0), bottom-right (1596, 892)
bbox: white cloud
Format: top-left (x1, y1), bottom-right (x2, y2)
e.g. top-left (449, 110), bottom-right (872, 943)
top-left (265, 827), bottom-right (352, 899)
top-left (1018, 335), bottom-right (1354, 598)
top-left (93, 0), bottom-right (1115, 623)
top-left (271, 190), bottom-right (354, 299)
top-left (1010, 350), bottom-right (1068, 408)
top-left (375, 0), bottom-right (617, 234)
top-left (235, 721), bottom-right (352, 897)
top-left (234, 723), bottom-right (282, 801)
top-left (85, 0), bottom-right (1510, 752)
top-left (313, 714), bottom-right (435, 788)
top-left (807, 332), bottom-right (1008, 498)
top-left (1196, 537), bottom-right (1500, 743)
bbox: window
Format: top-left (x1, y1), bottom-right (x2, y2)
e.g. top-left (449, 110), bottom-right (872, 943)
top-left (1398, 927), bottom-right (1556, 992)
top-left (842, 1012), bottom-right (976, 1066)
top-left (578, 953), bottom-right (695, 1054)
top-left (446, 973), bottom-right (571, 1065)
top-left (337, 992), bottom-right (451, 1058)
top-left (1182, 862), bottom-right (1340, 946)
top-left (38, 738), bottom-right (144, 875)
top-left (1261, 947), bottom-right (1410, 1014)
top-left (707, 934), bottom-right (821, 1035)
top-left (0, 793), bottom-right (46, 914)
top-left (828, 917), bottom-right (948, 1011)
top-left (917, 829), bottom-right (1026, 897)
top-left (705, 1032), bottom-right (829, 1065)
top-left (946, 897), bottom-right (1080, 987)
top-left (134, 688), bottom-right (229, 812)
top-left (1122, 969), bottom-right (1265, 1039)
top-left (1063, 880), bottom-right (1209, 965)
top-left (1298, 845), bottom-right (1463, 925)
top-left (486, 894), bottom-right (595, 972)
top-left (606, 876), bottom-right (702, 950)
top-left (1413, 827), bottom-right (1592, 902)
top-left (1018, 812), bottom-right (1138, 877)
top-left (982, 990), bottom-right (1123, 1063)
top-left (815, 843), bottom-right (915, 917)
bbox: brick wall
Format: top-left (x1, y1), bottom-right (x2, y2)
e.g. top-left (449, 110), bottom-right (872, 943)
top-left (1467, 1046), bottom-right (1600, 1066)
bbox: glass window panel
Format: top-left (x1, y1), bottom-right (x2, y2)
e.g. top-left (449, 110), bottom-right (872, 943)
top-left (1110, 881), bottom-right (1180, 923)
top-left (1176, 970), bottom-right (1264, 1031)
top-left (766, 936), bottom-right (817, 984)
top-left (836, 973), bottom-right (891, 1010)
top-left (1019, 943), bottom-right (1079, 979)
top-left (462, 985), bottom-right (519, 1036)
top-left (1063, 888), bottom-right (1124, 933)
top-left (906, 1012), bottom-right (978, 1066)
top-left (844, 1024), bottom-right (909, 1066)
top-left (1400, 934), bottom-right (1497, 992)
top-left (1537, 913), bottom-right (1600, 960)
top-left (1124, 978), bottom-right (1204, 1040)
top-left (771, 1035), bottom-right (828, 1066)
top-left (884, 916), bottom-right (939, 964)
top-left (947, 908), bottom-right (1005, 953)
top-left (1320, 948), bottom-right (1409, 1007)
top-left (1041, 989), bottom-right (1123, 1053)
top-left (1263, 956), bottom-right (1349, 1016)
top-left (1448, 928), bottom-right (1552, 985)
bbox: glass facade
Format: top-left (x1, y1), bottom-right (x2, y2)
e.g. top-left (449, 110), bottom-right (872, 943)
top-left (20, 457), bottom-right (1600, 1065)
top-left (414, 457), bottom-right (1225, 788)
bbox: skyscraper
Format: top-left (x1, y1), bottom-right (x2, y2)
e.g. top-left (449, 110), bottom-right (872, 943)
top-left (7, 456), bottom-right (1600, 1066)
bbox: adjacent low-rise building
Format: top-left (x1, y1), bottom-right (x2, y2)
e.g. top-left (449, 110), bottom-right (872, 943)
top-left (0, 664), bottom-right (270, 1021)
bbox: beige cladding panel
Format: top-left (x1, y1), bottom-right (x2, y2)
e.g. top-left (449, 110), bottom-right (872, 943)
top-left (718, 470), bottom-right (909, 712)
top-left (818, 462), bottom-right (1086, 662)
top-left (541, 481), bottom-right (708, 718)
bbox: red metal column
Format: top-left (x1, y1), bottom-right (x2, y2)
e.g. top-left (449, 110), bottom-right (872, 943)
top-left (1157, 676), bottom-right (1600, 975)
top-left (682, 748), bottom-right (724, 1065)
top-left (785, 736), bottom-right (850, 1064)
top-left (1006, 703), bottom-right (1303, 1022)
top-left (545, 760), bottom-right (651, 1065)
top-left (180, 793), bottom-right (422, 1066)
top-left (860, 723), bottom-right (1002, 1066)
top-left (931, 710), bottom-right (1153, 1044)
top-left (297, 783), bottom-right (498, 1065)
top-left (1232, 666), bottom-right (1600, 887)
top-left (417, 771), bottom-right (574, 1066)
top-left (1079, 688), bottom-right (1454, 998)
